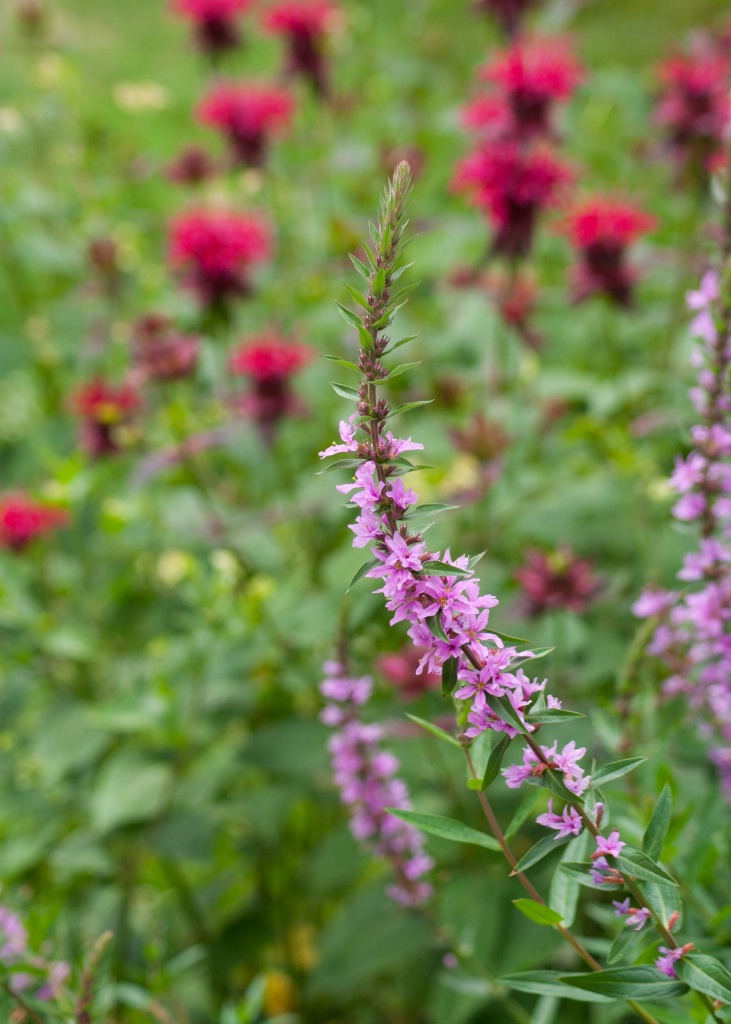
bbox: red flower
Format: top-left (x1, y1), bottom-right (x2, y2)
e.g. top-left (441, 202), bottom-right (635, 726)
top-left (133, 315), bottom-right (200, 381)
top-left (453, 142), bottom-right (571, 259)
top-left (564, 196), bottom-right (656, 306)
top-left (474, 0), bottom-right (542, 37)
top-left (197, 81), bottom-right (295, 168)
top-left (655, 48), bottom-right (730, 178)
top-left (262, 0), bottom-right (339, 96)
top-left (171, 0), bottom-right (252, 56)
top-left (376, 648), bottom-right (440, 699)
top-left (168, 209), bottom-right (272, 310)
top-left (477, 37), bottom-right (584, 139)
top-left (165, 145), bottom-right (218, 185)
top-left (229, 333), bottom-right (313, 441)
top-left (0, 494), bottom-right (67, 551)
top-left (70, 378), bottom-right (140, 457)
top-left (515, 547), bottom-right (601, 617)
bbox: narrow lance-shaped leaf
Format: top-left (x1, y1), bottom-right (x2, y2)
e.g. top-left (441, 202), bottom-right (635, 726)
top-left (330, 381), bottom-right (360, 400)
top-left (618, 847), bottom-right (678, 887)
top-left (387, 809), bottom-right (501, 852)
top-left (420, 560), bottom-right (473, 579)
top-left (550, 828), bottom-right (589, 929)
top-left (442, 656), bottom-right (459, 697)
top-left (513, 899), bottom-right (563, 926)
top-left (347, 556), bottom-right (381, 592)
top-left (559, 966), bottom-right (688, 1001)
top-left (500, 971), bottom-right (613, 1004)
top-left (591, 757), bottom-right (647, 787)
top-left (481, 733), bottom-right (512, 791)
top-left (513, 832), bottom-right (573, 874)
top-left (405, 713), bottom-right (461, 749)
top-left (674, 954), bottom-right (731, 1005)
top-left (336, 302), bottom-right (363, 330)
top-left (642, 784), bottom-right (672, 861)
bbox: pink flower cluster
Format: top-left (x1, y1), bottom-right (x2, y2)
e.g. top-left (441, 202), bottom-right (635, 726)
top-left (0, 904), bottom-right (69, 1003)
top-left (0, 494), bottom-right (68, 551)
top-left (320, 661), bottom-right (433, 906)
top-left (319, 421), bottom-right (590, 838)
top-left (197, 81), bottom-right (295, 168)
top-left (635, 272), bottom-right (731, 795)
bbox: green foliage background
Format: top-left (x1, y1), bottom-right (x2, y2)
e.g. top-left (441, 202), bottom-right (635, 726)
top-left (0, 0), bottom-right (728, 1021)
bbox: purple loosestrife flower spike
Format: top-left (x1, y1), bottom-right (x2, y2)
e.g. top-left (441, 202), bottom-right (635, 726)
top-left (318, 163), bottom-right (585, 842)
top-left (634, 266), bottom-right (731, 796)
top-left (320, 661), bottom-right (433, 905)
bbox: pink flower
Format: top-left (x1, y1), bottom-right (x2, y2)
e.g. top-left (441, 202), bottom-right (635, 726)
top-left (563, 197), bottom-right (656, 306)
top-left (197, 81), bottom-right (295, 167)
top-left (171, 0), bottom-right (253, 57)
top-left (70, 378), bottom-right (140, 457)
top-left (262, 0), bottom-right (340, 96)
top-left (535, 798), bottom-right (583, 839)
top-left (453, 142), bottom-right (571, 258)
top-left (477, 36), bottom-right (584, 140)
top-left (168, 210), bottom-right (272, 310)
top-left (655, 945), bottom-right (689, 979)
top-left (593, 830), bottom-right (625, 859)
top-left (0, 494), bottom-right (68, 551)
top-left (229, 333), bottom-right (313, 440)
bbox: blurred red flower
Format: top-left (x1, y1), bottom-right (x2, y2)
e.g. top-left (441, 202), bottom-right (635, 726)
top-left (70, 378), bottom-right (140, 457)
top-left (197, 81), bottom-right (295, 168)
top-left (0, 494), bottom-right (68, 551)
top-left (263, 0), bottom-right (340, 96)
top-left (168, 209), bottom-right (272, 310)
top-left (171, 0), bottom-right (253, 57)
top-left (516, 547), bottom-right (602, 616)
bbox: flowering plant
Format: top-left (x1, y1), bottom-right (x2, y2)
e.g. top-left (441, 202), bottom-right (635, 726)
top-left (319, 163), bottom-right (731, 1022)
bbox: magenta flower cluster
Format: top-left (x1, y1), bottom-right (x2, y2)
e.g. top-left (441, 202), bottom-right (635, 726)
top-left (634, 271), bottom-right (731, 795)
top-left (319, 419), bottom-right (596, 843)
top-left (320, 661), bottom-right (433, 906)
top-left (0, 904), bottom-right (69, 1002)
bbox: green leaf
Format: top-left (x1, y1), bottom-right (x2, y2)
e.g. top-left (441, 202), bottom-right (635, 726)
top-left (336, 302), bottom-right (363, 330)
top-left (529, 709), bottom-right (586, 725)
top-left (383, 334), bottom-right (419, 354)
top-left (618, 847), bottom-right (678, 887)
top-left (513, 899), bottom-right (563, 926)
top-left (405, 503), bottom-right (458, 519)
top-left (441, 657), bottom-right (459, 697)
top-left (489, 629), bottom-right (531, 645)
top-left (90, 752), bottom-right (173, 834)
top-left (512, 646), bottom-right (555, 665)
top-left (550, 829), bottom-right (589, 929)
top-left (484, 693), bottom-right (526, 733)
top-left (343, 283), bottom-right (371, 310)
top-left (357, 325), bottom-right (376, 351)
top-left (500, 971), bottom-right (613, 1003)
top-left (347, 557), bottom-right (380, 592)
top-left (322, 355), bottom-right (361, 373)
top-left (481, 733), bottom-right (512, 790)
top-left (382, 361), bottom-right (421, 381)
top-left (348, 252), bottom-right (370, 279)
top-left (607, 924), bottom-right (646, 965)
top-left (544, 770), bottom-right (584, 805)
top-left (387, 810), bottom-right (500, 852)
top-left (372, 268), bottom-right (386, 296)
top-left (642, 784), bottom-right (672, 861)
top-left (317, 457), bottom-right (364, 474)
top-left (420, 560), bottom-right (473, 578)
top-left (642, 881), bottom-right (681, 928)
top-left (391, 261), bottom-right (414, 281)
top-left (674, 953), bottom-right (731, 1005)
top-left (559, 862), bottom-right (622, 891)
top-left (513, 832), bottom-right (572, 873)
top-left (468, 550), bottom-right (486, 569)
top-left (405, 713), bottom-right (461, 749)
top-left (389, 399), bottom-right (434, 418)
top-left (559, 966), bottom-right (688, 1001)
top-left (592, 758), bottom-right (647, 787)
top-left (329, 381), bottom-right (360, 400)
top-left (505, 789), bottom-right (543, 841)
top-left (425, 613), bottom-right (448, 642)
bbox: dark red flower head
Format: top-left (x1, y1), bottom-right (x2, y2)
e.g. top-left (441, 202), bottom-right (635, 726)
top-left (70, 378), bottom-right (140, 457)
top-left (515, 546), bottom-right (601, 617)
top-left (197, 81), bottom-right (295, 168)
top-left (168, 209), bottom-right (272, 310)
top-left (171, 0), bottom-right (253, 57)
top-left (263, 0), bottom-right (339, 97)
top-left (564, 196), bottom-right (656, 306)
top-left (165, 145), bottom-right (218, 186)
top-left (655, 48), bottom-right (730, 178)
top-left (0, 494), bottom-right (68, 551)
top-left (453, 142), bottom-right (571, 259)
top-left (474, 0), bottom-right (542, 38)
top-left (229, 332), bottom-right (313, 440)
top-left (477, 36), bottom-right (584, 139)
top-left (133, 314), bottom-right (200, 381)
